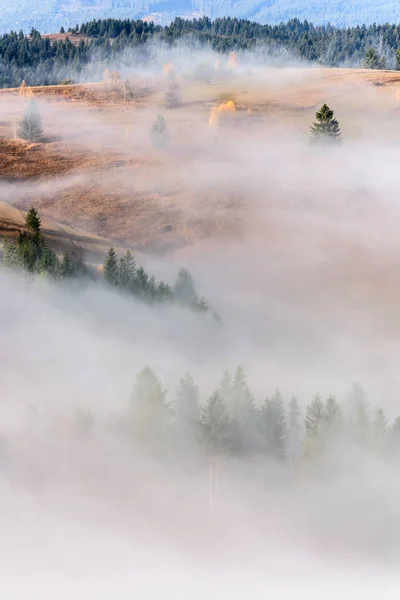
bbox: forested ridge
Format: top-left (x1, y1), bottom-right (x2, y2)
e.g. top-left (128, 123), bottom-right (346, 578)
top-left (3, 17), bottom-right (400, 87)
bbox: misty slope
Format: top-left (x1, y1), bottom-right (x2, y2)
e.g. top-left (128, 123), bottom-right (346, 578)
top-left (2, 0), bottom-right (400, 34)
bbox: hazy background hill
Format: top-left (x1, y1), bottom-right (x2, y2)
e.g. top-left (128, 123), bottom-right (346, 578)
top-left (2, 0), bottom-right (400, 34)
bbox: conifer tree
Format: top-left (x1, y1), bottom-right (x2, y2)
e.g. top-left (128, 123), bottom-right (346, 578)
top-left (324, 395), bottom-right (343, 435)
top-left (151, 115), bottom-right (169, 149)
top-left (129, 367), bottom-right (173, 444)
top-left (18, 100), bottom-right (43, 142)
top-left (363, 47), bottom-right (386, 69)
top-left (175, 373), bottom-right (200, 430)
top-left (173, 268), bottom-right (197, 305)
top-left (227, 366), bottom-right (259, 455)
top-left (165, 75), bottom-right (181, 109)
top-left (103, 247), bottom-right (119, 286)
top-left (58, 251), bottom-right (73, 278)
top-left (198, 390), bottom-right (231, 456)
top-left (371, 408), bottom-right (388, 454)
top-left (310, 104), bottom-right (341, 145)
top-left (118, 249), bottom-right (136, 288)
top-left (260, 390), bottom-right (288, 460)
top-left (288, 396), bottom-right (302, 461)
top-left (25, 206), bottom-right (41, 235)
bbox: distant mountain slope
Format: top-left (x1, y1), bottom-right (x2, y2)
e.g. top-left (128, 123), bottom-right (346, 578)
top-left (2, 0), bottom-right (400, 33)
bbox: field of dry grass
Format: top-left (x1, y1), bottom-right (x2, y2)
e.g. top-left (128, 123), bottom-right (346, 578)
top-left (1, 66), bottom-right (400, 258)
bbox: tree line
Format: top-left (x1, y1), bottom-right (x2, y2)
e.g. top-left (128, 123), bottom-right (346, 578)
top-left (73, 365), bottom-right (400, 466)
top-left (2, 207), bottom-right (214, 317)
top-left (3, 17), bottom-right (400, 87)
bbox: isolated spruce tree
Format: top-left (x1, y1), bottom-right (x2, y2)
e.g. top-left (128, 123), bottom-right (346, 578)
top-left (18, 100), bottom-right (43, 142)
top-left (165, 75), bottom-right (181, 109)
top-left (25, 206), bottom-right (41, 235)
top-left (103, 247), bottom-right (119, 286)
top-left (310, 104), bottom-right (341, 145)
top-left (198, 391), bottom-right (231, 456)
top-left (151, 115), bottom-right (169, 149)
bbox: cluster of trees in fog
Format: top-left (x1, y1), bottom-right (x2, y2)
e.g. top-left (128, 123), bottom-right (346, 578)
top-left (3, 17), bottom-right (400, 87)
top-left (53, 365), bottom-right (400, 466)
top-left (2, 207), bottom-right (214, 317)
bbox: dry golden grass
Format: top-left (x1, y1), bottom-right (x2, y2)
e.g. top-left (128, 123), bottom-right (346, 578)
top-left (1, 66), bottom-right (400, 257)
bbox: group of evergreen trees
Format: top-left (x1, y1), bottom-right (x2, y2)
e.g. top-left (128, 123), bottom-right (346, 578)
top-left (2, 207), bottom-right (212, 316)
top-left (3, 18), bottom-right (400, 88)
top-left (2, 207), bottom-right (83, 279)
top-left (102, 247), bottom-right (209, 312)
top-left (125, 368), bottom-right (400, 464)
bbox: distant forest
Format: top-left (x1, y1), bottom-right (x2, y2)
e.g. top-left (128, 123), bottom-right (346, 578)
top-left (2, 17), bottom-right (400, 87)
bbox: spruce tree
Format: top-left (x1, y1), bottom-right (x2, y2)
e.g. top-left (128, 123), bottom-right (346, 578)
top-left (58, 251), bottom-right (73, 278)
top-left (259, 390), bottom-right (288, 460)
top-left (103, 247), bottom-right (119, 286)
top-left (310, 104), bottom-right (341, 145)
top-left (198, 391), bottom-right (231, 456)
top-left (175, 373), bottom-right (200, 430)
top-left (129, 367), bottom-right (173, 444)
top-left (25, 206), bottom-right (41, 234)
top-left (18, 100), bottom-right (43, 142)
top-left (324, 395), bottom-right (343, 434)
top-left (165, 75), bottom-right (181, 109)
top-left (227, 366), bottom-right (259, 456)
top-left (363, 47), bottom-right (386, 70)
top-left (151, 115), bottom-right (169, 149)
top-left (118, 249), bottom-right (136, 288)
top-left (173, 268), bottom-right (197, 305)
top-left (288, 396), bottom-right (302, 461)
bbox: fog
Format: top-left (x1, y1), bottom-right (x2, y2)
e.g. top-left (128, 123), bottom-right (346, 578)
top-left (2, 47), bottom-right (400, 597)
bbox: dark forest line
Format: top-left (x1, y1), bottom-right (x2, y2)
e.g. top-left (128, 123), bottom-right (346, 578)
top-left (2, 17), bottom-right (400, 87)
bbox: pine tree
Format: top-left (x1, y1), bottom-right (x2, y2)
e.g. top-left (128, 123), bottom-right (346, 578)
top-left (363, 47), bottom-right (386, 69)
top-left (129, 367), bottom-right (173, 444)
top-left (18, 100), bottom-right (43, 142)
top-left (175, 373), bottom-right (200, 430)
top-left (371, 408), bottom-right (388, 454)
top-left (198, 391), bottom-right (231, 456)
top-left (347, 383), bottom-right (370, 446)
top-left (25, 206), bottom-right (41, 234)
top-left (288, 396), bottom-right (302, 461)
top-left (118, 249), bottom-right (136, 288)
top-left (227, 366), bottom-right (259, 455)
top-left (324, 395), bottom-right (343, 434)
top-left (259, 390), bottom-right (288, 460)
top-left (304, 394), bottom-right (326, 438)
top-left (58, 251), bottom-right (73, 278)
top-left (151, 115), bottom-right (169, 149)
top-left (173, 268), bottom-right (197, 305)
top-left (310, 104), bottom-right (341, 145)
top-left (165, 75), bottom-right (181, 109)
top-left (103, 247), bottom-right (119, 286)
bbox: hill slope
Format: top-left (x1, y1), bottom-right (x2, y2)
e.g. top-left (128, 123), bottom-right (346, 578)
top-left (2, 0), bottom-right (400, 34)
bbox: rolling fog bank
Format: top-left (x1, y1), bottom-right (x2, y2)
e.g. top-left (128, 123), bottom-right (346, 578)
top-left (2, 56), bottom-right (400, 597)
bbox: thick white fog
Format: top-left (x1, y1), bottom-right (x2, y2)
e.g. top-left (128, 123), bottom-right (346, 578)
top-left (2, 50), bottom-right (400, 598)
